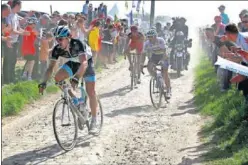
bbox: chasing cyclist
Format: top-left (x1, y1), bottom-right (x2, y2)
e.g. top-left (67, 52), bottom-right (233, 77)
top-left (143, 29), bottom-right (172, 99)
top-left (38, 26), bottom-right (98, 134)
top-left (124, 25), bottom-right (145, 84)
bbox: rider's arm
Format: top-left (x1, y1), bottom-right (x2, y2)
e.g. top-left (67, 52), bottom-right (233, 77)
top-left (42, 45), bottom-right (59, 83)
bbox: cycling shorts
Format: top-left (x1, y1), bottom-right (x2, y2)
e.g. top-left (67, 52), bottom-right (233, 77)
top-left (60, 58), bottom-right (96, 82)
top-left (149, 54), bottom-right (169, 69)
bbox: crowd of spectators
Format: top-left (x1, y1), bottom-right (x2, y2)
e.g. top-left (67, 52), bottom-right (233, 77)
top-left (199, 5), bottom-right (248, 103)
top-left (1, 0), bottom-right (129, 85)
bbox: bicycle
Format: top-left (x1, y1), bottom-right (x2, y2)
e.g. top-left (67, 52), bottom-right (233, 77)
top-left (52, 80), bottom-right (103, 151)
top-left (146, 62), bottom-right (169, 109)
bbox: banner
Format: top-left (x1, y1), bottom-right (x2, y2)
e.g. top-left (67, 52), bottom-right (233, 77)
top-left (215, 56), bottom-right (248, 77)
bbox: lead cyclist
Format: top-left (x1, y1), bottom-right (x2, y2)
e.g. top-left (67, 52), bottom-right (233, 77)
top-left (38, 26), bottom-right (98, 134)
top-left (143, 29), bottom-right (172, 99)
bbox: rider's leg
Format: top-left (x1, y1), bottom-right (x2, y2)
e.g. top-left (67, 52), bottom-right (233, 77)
top-left (162, 60), bottom-right (171, 97)
top-left (55, 64), bottom-right (77, 101)
top-left (85, 76), bottom-right (98, 133)
top-left (147, 60), bottom-right (155, 77)
top-left (85, 81), bottom-right (97, 117)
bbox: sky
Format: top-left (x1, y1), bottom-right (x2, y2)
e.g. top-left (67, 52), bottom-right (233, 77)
top-left (2, 1), bottom-right (247, 27)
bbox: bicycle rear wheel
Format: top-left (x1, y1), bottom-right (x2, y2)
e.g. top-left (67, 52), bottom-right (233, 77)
top-left (149, 76), bottom-right (163, 109)
top-left (53, 98), bottom-right (78, 151)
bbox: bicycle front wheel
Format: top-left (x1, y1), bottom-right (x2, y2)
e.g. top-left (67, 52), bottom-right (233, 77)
top-left (149, 76), bottom-right (163, 109)
top-left (53, 98), bottom-right (78, 151)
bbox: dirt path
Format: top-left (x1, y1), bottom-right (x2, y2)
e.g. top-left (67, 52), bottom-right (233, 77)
top-left (2, 44), bottom-right (206, 165)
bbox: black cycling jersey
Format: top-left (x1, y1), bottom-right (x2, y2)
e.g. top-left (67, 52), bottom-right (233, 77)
top-left (50, 38), bottom-right (92, 62)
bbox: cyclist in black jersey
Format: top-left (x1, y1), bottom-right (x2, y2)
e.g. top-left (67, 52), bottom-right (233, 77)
top-left (38, 26), bottom-right (98, 134)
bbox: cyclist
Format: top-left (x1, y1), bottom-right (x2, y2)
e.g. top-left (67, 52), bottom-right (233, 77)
top-left (38, 26), bottom-right (98, 134)
top-left (143, 29), bottom-right (172, 99)
top-left (124, 25), bottom-right (145, 84)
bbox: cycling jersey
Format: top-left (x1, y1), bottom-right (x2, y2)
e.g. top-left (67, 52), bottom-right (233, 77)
top-left (51, 38), bottom-right (92, 62)
top-left (144, 37), bottom-right (169, 69)
top-left (144, 37), bottom-right (166, 55)
top-left (127, 32), bottom-right (144, 54)
top-left (51, 38), bottom-right (95, 81)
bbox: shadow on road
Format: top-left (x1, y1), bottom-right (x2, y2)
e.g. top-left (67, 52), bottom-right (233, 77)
top-left (177, 143), bottom-right (209, 165)
top-left (105, 105), bottom-right (153, 118)
top-left (2, 135), bottom-right (93, 165)
top-left (171, 97), bottom-right (198, 117)
top-left (99, 85), bottom-right (131, 99)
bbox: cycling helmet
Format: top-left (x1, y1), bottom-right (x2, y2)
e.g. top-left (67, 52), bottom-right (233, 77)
top-left (146, 29), bottom-right (157, 37)
top-left (53, 26), bottom-right (71, 38)
top-left (131, 25), bottom-right (138, 31)
top-left (27, 17), bottom-right (38, 24)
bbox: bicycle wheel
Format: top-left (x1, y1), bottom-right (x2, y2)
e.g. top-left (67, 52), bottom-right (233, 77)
top-left (53, 98), bottom-right (78, 151)
top-left (149, 76), bottom-right (163, 109)
top-left (87, 95), bottom-right (104, 136)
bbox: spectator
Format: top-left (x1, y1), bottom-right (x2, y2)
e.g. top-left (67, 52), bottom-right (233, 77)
top-left (218, 5), bottom-right (230, 25)
top-left (88, 21), bottom-right (101, 65)
top-left (75, 17), bottom-right (91, 43)
top-left (241, 13), bottom-right (248, 32)
top-left (225, 23), bottom-right (248, 51)
top-left (82, 0), bottom-right (89, 17)
top-left (39, 32), bottom-right (53, 77)
top-left (68, 14), bottom-right (75, 28)
top-left (62, 13), bottom-right (69, 21)
top-left (211, 16), bottom-right (225, 36)
top-left (238, 9), bottom-right (248, 31)
top-left (3, 0), bottom-right (29, 84)
top-left (2, 4), bottom-right (11, 45)
top-left (101, 24), bottom-right (114, 68)
top-left (21, 17), bottom-right (38, 80)
top-left (87, 3), bottom-right (93, 26)
top-left (58, 19), bottom-right (68, 26)
top-left (93, 8), bottom-right (98, 19)
top-left (103, 5), bottom-right (107, 18)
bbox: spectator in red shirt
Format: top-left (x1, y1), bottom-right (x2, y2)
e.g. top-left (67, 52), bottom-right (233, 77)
top-left (21, 17), bottom-right (38, 81)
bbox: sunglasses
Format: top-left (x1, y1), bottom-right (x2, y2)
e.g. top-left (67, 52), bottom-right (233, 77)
top-left (56, 37), bottom-right (66, 42)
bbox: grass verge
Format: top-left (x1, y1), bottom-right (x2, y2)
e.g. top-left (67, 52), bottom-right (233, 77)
top-left (194, 52), bottom-right (248, 165)
top-left (2, 55), bottom-right (125, 117)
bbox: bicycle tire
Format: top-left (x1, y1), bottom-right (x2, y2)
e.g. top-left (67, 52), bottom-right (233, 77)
top-left (53, 98), bottom-right (78, 151)
top-left (149, 76), bottom-right (162, 109)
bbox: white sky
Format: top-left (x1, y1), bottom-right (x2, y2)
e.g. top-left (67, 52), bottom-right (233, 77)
top-left (3, 1), bottom-right (247, 27)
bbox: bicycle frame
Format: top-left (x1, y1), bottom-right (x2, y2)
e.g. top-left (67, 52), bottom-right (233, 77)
top-left (56, 81), bottom-right (88, 127)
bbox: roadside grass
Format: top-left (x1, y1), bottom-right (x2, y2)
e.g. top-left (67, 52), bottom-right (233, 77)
top-left (194, 53), bottom-right (248, 165)
top-left (2, 54), bottom-right (125, 117)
